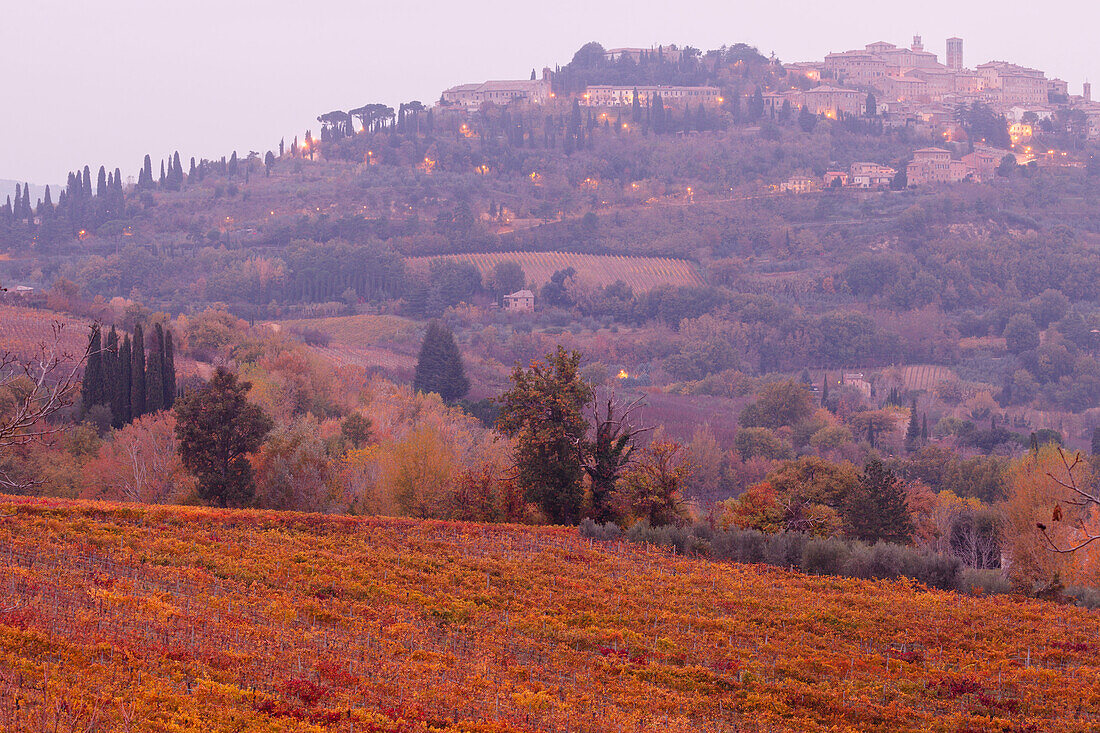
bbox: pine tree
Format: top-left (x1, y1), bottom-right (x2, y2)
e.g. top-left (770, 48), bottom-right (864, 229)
top-left (412, 320), bottom-right (469, 402)
top-left (82, 325), bottom-right (105, 410)
top-left (115, 334), bottom-right (132, 426)
top-left (131, 324), bottom-right (146, 417)
top-left (846, 459), bottom-right (915, 544)
top-left (146, 324), bottom-right (165, 413)
top-left (163, 329), bottom-right (176, 408)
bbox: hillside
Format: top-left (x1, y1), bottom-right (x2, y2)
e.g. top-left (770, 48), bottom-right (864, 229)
top-left (2, 496), bottom-right (1098, 732)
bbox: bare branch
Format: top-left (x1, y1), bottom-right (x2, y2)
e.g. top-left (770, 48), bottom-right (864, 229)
top-left (1039, 446), bottom-right (1100, 554)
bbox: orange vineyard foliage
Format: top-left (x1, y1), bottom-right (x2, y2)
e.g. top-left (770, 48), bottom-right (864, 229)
top-left (2, 496), bottom-right (1100, 732)
top-left (405, 252), bottom-right (707, 292)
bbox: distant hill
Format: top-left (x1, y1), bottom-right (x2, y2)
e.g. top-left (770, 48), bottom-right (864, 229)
top-left (0, 179), bottom-right (56, 205)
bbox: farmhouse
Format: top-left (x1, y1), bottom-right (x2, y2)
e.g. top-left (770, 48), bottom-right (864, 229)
top-left (503, 289), bottom-right (535, 312)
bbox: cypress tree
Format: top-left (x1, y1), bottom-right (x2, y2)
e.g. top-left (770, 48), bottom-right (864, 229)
top-left (82, 325), bottom-right (105, 410)
top-left (104, 327), bottom-right (119, 425)
top-left (921, 414), bottom-right (928, 442)
top-left (821, 373), bottom-right (830, 408)
top-left (146, 324), bottom-right (165, 413)
top-left (905, 399), bottom-right (920, 448)
top-left (163, 329), bottom-right (176, 408)
top-left (131, 324), bottom-right (146, 417)
top-left (412, 320), bottom-right (469, 403)
top-left (116, 335), bottom-right (132, 426)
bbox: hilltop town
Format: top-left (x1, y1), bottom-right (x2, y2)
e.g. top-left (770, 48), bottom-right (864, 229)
top-left (435, 35), bottom-right (1095, 190)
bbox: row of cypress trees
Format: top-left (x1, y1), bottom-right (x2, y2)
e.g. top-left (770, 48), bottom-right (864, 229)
top-left (83, 323), bottom-right (176, 428)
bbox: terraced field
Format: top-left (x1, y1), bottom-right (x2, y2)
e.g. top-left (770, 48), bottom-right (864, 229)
top-left (406, 252), bottom-right (706, 290)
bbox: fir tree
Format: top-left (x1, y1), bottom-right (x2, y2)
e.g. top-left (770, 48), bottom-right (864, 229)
top-left (846, 459), bottom-right (916, 544)
top-left (412, 320), bottom-right (469, 402)
top-left (131, 324), bottom-right (146, 417)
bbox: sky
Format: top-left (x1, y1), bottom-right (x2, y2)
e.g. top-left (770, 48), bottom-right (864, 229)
top-left (2, 0), bottom-right (1098, 186)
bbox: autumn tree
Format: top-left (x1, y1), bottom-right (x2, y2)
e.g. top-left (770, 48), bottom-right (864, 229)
top-left (252, 416), bottom-right (334, 512)
top-left (174, 368), bottom-right (273, 508)
top-left (497, 347), bottom-right (593, 524)
top-left (739, 379), bottom-right (815, 430)
top-left (0, 323), bottom-right (90, 489)
top-left (618, 440), bottom-right (689, 526)
top-left (413, 320), bottom-right (469, 403)
top-left (86, 412), bottom-right (189, 503)
top-left (1006, 445), bottom-right (1100, 589)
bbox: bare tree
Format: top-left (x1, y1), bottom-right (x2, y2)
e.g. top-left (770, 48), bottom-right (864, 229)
top-left (585, 391), bottom-right (651, 524)
top-left (0, 322), bottom-right (91, 492)
top-left (1037, 447), bottom-right (1100, 554)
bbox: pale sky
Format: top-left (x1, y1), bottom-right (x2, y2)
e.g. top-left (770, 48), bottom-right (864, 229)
top-left (2, 0), bottom-right (1097, 185)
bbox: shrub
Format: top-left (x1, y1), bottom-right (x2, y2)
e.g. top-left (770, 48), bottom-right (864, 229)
top-left (710, 529), bottom-right (766, 563)
top-left (1066, 585), bottom-right (1100, 610)
top-left (909, 551), bottom-right (961, 591)
top-left (802, 537), bottom-right (851, 576)
top-left (579, 518), bottom-right (622, 542)
top-left (957, 568), bottom-right (1012, 596)
top-left (763, 532), bottom-right (806, 569)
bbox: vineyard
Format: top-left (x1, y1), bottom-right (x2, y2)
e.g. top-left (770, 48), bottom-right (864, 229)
top-left (900, 365), bottom-right (956, 394)
top-left (275, 314), bottom-right (423, 378)
top-left (2, 497), bottom-right (1099, 732)
top-left (0, 305), bottom-right (88, 359)
top-left (405, 252), bottom-right (706, 291)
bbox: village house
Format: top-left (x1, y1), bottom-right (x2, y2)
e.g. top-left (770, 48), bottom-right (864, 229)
top-left (780, 174), bottom-right (819, 193)
top-left (849, 162), bottom-right (896, 188)
top-left (801, 85), bottom-right (866, 117)
top-left (442, 72), bottom-right (553, 109)
top-left (823, 170), bottom-right (849, 187)
top-left (503, 289), bottom-right (535, 312)
top-left (961, 149), bottom-right (1004, 182)
top-left (907, 147), bottom-right (969, 186)
top-left (581, 85), bottom-right (722, 107)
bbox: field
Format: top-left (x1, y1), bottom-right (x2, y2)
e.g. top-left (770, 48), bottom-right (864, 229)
top-left (0, 304), bottom-right (88, 358)
top-left (406, 252), bottom-right (707, 291)
top-left (3, 497), bottom-right (1099, 732)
